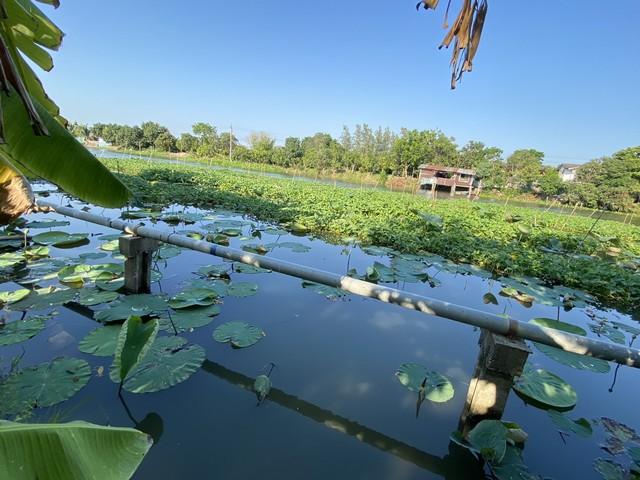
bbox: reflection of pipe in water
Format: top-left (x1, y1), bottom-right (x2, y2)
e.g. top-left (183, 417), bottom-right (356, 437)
top-left (201, 359), bottom-right (485, 479)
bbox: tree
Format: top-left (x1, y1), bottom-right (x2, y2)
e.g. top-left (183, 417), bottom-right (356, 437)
top-left (192, 122), bottom-right (219, 157)
top-left (392, 129), bottom-right (457, 177)
top-left (282, 137), bottom-right (304, 167)
top-left (176, 133), bottom-right (198, 153)
top-left (248, 132), bottom-right (275, 163)
top-left (537, 166), bottom-right (564, 198)
top-left (505, 149), bottom-right (544, 190)
top-left (301, 133), bottom-right (343, 172)
top-left (218, 131), bottom-right (239, 156)
top-left (154, 132), bottom-right (177, 152)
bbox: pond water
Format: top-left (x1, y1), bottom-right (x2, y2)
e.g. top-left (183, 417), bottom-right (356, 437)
top-left (3, 188), bottom-right (639, 479)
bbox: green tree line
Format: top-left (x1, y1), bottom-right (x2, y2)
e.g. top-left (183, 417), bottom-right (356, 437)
top-left (69, 121), bottom-right (640, 212)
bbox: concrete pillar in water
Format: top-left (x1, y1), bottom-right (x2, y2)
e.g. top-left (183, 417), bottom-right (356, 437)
top-left (458, 330), bottom-right (531, 435)
top-left (119, 235), bottom-right (160, 294)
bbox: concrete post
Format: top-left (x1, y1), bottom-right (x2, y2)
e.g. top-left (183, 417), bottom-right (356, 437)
top-left (119, 235), bottom-right (160, 294)
top-left (458, 330), bottom-right (531, 435)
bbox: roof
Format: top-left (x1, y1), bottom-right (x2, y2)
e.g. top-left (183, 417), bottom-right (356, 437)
top-left (558, 163), bottom-right (581, 170)
top-left (418, 164), bottom-right (476, 175)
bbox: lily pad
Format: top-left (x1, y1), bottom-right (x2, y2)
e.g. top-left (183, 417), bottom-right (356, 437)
top-left (227, 282), bottom-right (259, 298)
top-left (78, 325), bottom-right (121, 357)
top-left (0, 316), bottom-right (46, 346)
top-left (0, 357), bottom-right (91, 414)
top-left (0, 289), bottom-right (31, 305)
top-left (96, 278), bottom-right (125, 292)
top-left (25, 219), bottom-right (70, 229)
top-left (32, 231), bottom-right (89, 248)
top-left (233, 263), bottom-right (271, 274)
top-left (0, 252), bottom-right (26, 268)
top-left (198, 264), bottom-right (230, 278)
top-left (158, 245), bottom-right (181, 259)
top-left (267, 241), bottom-right (310, 253)
top-left (301, 281), bottom-right (347, 300)
top-left (159, 305), bottom-right (220, 333)
top-left (77, 288), bottom-right (120, 307)
top-left (168, 288), bottom-right (218, 309)
top-left (530, 318), bottom-right (587, 336)
top-left (213, 321), bottom-right (265, 348)
top-left (468, 420), bottom-right (508, 464)
top-left (547, 410), bottom-right (592, 437)
top-left (513, 367), bottom-right (577, 410)
top-left (593, 458), bottom-right (626, 480)
top-left (110, 336), bottom-right (205, 394)
top-left (8, 287), bottom-right (76, 311)
top-left (78, 252), bottom-right (108, 260)
top-left (395, 363), bottom-right (454, 403)
top-left (254, 375), bottom-right (272, 402)
top-left (100, 239), bottom-right (120, 252)
top-left (483, 293), bottom-right (499, 305)
top-left (94, 294), bottom-right (168, 323)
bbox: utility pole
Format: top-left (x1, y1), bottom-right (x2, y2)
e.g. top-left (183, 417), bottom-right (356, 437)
top-left (229, 124), bottom-right (233, 160)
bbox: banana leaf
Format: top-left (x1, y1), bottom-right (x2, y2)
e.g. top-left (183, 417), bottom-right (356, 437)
top-left (0, 420), bottom-right (151, 480)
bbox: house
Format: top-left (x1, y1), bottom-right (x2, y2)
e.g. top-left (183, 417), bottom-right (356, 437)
top-left (558, 163), bottom-right (580, 182)
top-left (417, 164), bottom-right (480, 197)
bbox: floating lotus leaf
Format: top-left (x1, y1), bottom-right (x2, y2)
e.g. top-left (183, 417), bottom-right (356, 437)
top-left (0, 252), bottom-right (26, 268)
top-left (8, 287), bottom-right (76, 311)
top-left (0, 357), bottom-right (91, 414)
top-left (25, 220), bottom-right (70, 229)
top-left (23, 247), bottom-right (50, 259)
top-left (158, 245), bottom-right (181, 259)
top-left (254, 375), bottom-right (272, 402)
top-left (467, 420), bottom-right (508, 464)
top-left (0, 288), bottom-right (30, 304)
top-left (547, 410), bottom-right (592, 437)
top-left (78, 325), bottom-right (121, 357)
top-left (96, 278), bottom-right (125, 292)
top-left (98, 234), bottom-right (122, 241)
top-left (361, 246), bottom-right (395, 256)
top-left (227, 282), bottom-right (259, 298)
top-left (110, 336), bottom-right (205, 393)
top-left (168, 288), bottom-right (218, 309)
top-left (611, 321), bottom-right (640, 337)
top-left (593, 459), bottom-right (626, 480)
top-left (58, 263), bottom-right (122, 286)
top-left (198, 264), bottom-right (230, 278)
top-left (0, 316), bottom-right (46, 346)
top-left (491, 445), bottom-right (535, 480)
top-left (32, 231), bottom-right (89, 248)
top-left (213, 321), bottom-right (265, 348)
top-left (530, 318), bottom-right (610, 373)
top-left (483, 292), bottom-right (499, 305)
top-left (94, 294), bottom-right (168, 323)
top-left (100, 239), bottom-right (120, 252)
top-left (0, 237), bottom-right (21, 250)
top-left (530, 318), bottom-right (587, 336)
top-left (264, 227), bottom-right (288, 236)
top-left (221, 228), bottom-right (242, 237)
top-left (589, 323), bottom-right (626, 345)
top-left (159, 305), bottom-right (220, 333)
top-left (600, 417), bottom-right (640, 443)
top-left (301, 281), bottom-right (346, 300)
top-left (233, 263), bottom-right (271, 274)
top-left (242, 243), bottom-right (270, 255)
top-left (206, 233), bottom-right (230, 246)
top-left (395, 363), bottom-right (454, 403)
top-left (513, 367), bottom-right (577, 410)
top-left (267, 242), bottom-right (310, 253)
top-left (77, 288), bottom-right (120, 307)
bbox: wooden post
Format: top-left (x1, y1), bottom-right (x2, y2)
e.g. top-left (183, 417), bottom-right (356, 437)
top-left (458, 330), bottom-right (531, 435)
top-left (119, 235), bottom-right (160, 294)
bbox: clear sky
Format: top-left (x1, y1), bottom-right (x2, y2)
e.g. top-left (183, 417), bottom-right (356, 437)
top-left (40, 1), bottom-right (639, 164)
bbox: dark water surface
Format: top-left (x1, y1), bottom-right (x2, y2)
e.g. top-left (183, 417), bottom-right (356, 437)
top-left (3, 190), bottom-right (639, 479)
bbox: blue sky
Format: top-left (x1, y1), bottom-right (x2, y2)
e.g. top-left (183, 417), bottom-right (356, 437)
top-left (41, 1), bottom-right (639, 164)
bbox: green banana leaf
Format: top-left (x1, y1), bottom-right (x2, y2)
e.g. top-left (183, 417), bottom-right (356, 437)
top-left (0, 88), bottom-right (130, 207)
top-left (0, 420), bottom-right (151, 480)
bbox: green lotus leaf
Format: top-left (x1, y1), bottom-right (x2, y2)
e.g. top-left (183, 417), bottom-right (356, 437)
top-left (593, 458), bottom-right (626, 480)
top-left (301, 281), bottom-right (346, 300)
top-left (547, 410), bottom-right (592, 437)
top-left (233, 262), bottom-right (271, 274)
top-left (100, 239), bottom-right (120, 252)
top-left (213, 321), bottom-right (265, 348)
top-left (77, 288), bottom-right (119, 307)
top-left (0, 252), bottom-right (26, 268)
top-left (8, 287), bottom-right (76, 311)
top-left (168, 288), bottom-right (218, 309)
top-left (96, 278), bottom-right (125, 292)
top-left (468, 420), bottom-right (508, 464)
top-left (0, 288), bottom-right (31, 304)
top-left (395, 363), bottom-right (454, 403)
top-left (530, 318), bottom-right (587, 336)
top-left (94, 294), bottom-right (168, 323)
top-left (32, 231), bottom-right (89, 248)
top-left (110, 336), bottom-right (205, 393)
top-left (0, 316), bottom-right (46, 346)
top-left (78, 325), bottom-right (121, 357)
top-left (25, 220), bottom-right (70, 229)
top-left (113, 317), bottom-right (159, 383)
top-left (483, 292), bottom-right (499, 305)
top-left (254, 375), bottom-right (272, 402)
top-left (158, 245), bottom-right (181, 259)
top-left (227, 282), bottom-right (259, 298)
top-left (198, 264), bottom-right (231, 278)
top-left (513, 367), bottom-right (577, 410)
top-left (159, 305), bottom-right (220, 333)
top-left (0, 357), bottom-right (91, 414)
top-left (78, 252), bottom-right (108, 260)
top-left (267, 241), bottom-right (310, 253)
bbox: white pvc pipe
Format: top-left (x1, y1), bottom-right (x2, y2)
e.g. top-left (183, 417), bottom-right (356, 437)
top-left (39, 201), bottom-right (640, 368)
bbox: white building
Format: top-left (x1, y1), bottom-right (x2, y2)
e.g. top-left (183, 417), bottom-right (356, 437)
top-left (558, 163), bottom-right (580, 182)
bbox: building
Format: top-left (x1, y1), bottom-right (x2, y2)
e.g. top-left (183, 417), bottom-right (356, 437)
top-left (417, 164), bottom-right (480, 197)
top-left (558, 163), bottom-right (580, 182)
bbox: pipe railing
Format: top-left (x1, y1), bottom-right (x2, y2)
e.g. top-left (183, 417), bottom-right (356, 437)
top-left (39, 201), bottom-right (640, 368)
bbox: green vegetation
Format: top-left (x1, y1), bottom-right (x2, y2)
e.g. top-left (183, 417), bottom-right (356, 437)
top-left (103, 158), bottom-right (640, 311)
